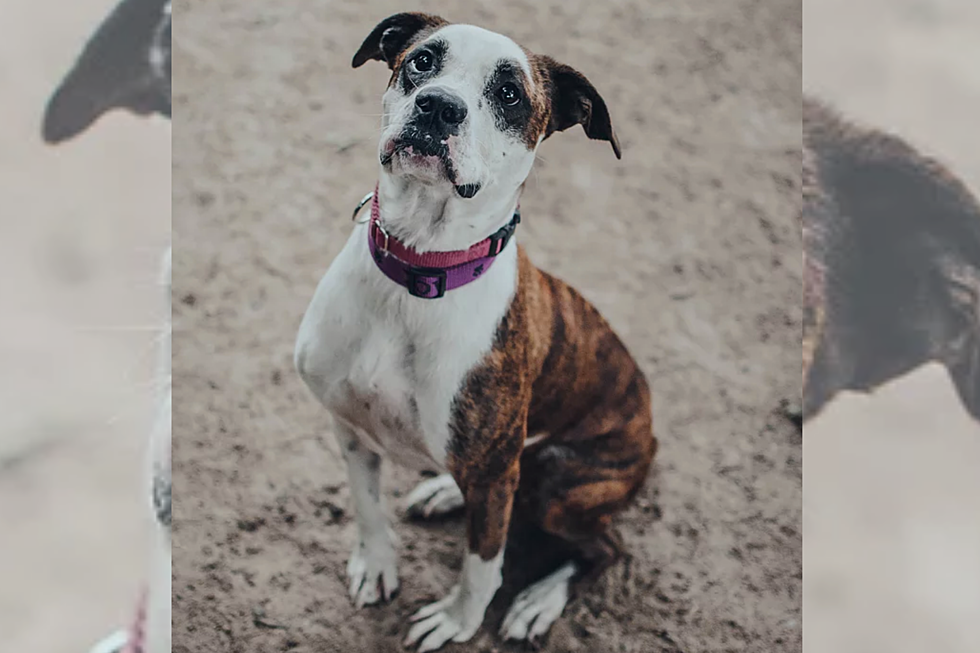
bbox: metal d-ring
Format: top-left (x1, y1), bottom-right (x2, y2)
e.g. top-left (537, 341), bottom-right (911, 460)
top-left (375, 220), bottom-right (390, 254)
top-left (352, 191), bottom-right (374, 224)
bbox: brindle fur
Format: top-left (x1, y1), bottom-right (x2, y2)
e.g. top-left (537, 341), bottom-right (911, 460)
top-left (448, 247), bottom-right (656, 576)
top-left (803, 97), bottom-right (980, 422)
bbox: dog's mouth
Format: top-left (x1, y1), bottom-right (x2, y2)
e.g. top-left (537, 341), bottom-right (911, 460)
top-left (383, 127), bottom-right (454, 177)
top-left (381, 128), bottom-right (481, 199)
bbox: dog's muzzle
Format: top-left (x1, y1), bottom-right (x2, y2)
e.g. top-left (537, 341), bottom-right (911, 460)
top-left (382, 89), bottom-right (481, 197)
top-left (412, 88), bottom-right (467, 138)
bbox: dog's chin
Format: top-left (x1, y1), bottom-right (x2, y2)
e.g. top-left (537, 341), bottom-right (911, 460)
top-left (391, 147), bottom-right (447, 180)
top-left (381, 141), bottom-right (482, 199)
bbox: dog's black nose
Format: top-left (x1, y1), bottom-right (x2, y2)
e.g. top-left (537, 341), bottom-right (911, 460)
top-left (414, 89), bottom-right (467, 133)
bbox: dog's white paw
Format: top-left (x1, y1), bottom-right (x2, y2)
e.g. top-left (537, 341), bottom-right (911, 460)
top-left (347, 533), bottom-right (399, 608)
top-left (501, 562), bottom-right (576, 642)
top-left (405, 474), bottom-right (464, 519)
top-left (404, 585), bottom-right (482, 652)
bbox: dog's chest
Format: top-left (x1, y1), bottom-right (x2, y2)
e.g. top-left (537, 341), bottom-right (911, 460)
top-left (297, 228), bottom-right (518, 470)
top-left (329, 325), bottom-right (437, 469)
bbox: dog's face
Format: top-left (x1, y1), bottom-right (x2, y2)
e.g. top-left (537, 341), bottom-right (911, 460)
top-left (354, 13), bottom-right (620, 200)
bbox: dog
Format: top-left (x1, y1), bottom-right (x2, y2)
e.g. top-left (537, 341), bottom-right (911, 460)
top-left (42, 2), bottom-right (172, 652)
top-left (295, 13), bottom-right (656, 651)
top-left (803, 97), bottom-right (980, 423)
top-left (43, 0), bottom-right (171, 144)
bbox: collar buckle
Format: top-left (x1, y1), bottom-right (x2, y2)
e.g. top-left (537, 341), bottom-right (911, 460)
top-left (371, 219), bottom-right (391, 255)
top-left (487, 210), bottom-right (522, 257)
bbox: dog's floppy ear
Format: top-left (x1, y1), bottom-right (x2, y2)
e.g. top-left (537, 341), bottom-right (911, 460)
top-left (538, 56), bottom-right (621, 159)
top-left (352, 13), bottom-right (448, 70)
top-left (42, 0), bottom-right (170, 144)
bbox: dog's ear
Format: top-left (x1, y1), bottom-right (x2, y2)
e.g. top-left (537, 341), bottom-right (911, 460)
top-left (352, 13), bottom-right (448, 70)
top-left (42, 0), bottom-right (170, 144)
top-left (537, 56), bottom-right (621, 159)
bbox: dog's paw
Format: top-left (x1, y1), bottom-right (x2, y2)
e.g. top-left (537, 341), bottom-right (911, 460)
top-left (347, 533), bottom-right (399, 608)
top-left (405, 474), bottom-right (464, 519)
top-left (405, 586), bottom-right (481, 652)
top-left (501, 562), bottom-right (575, 643)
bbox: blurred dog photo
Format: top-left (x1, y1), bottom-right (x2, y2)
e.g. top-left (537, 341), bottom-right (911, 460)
top-left (42, 1), bottom-right (171, 652)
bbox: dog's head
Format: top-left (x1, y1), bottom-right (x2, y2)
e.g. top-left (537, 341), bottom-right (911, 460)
top-left (803, 99), bottom-right (980, 422)
top-left (42, 0), bottom-right (171, 144)
top-left (353, 13), bottom-right (620, 200)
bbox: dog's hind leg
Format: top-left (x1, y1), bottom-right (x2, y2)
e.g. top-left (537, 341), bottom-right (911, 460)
top-left (502, 415), bottom-right (654, 643)
top-left (500, 559), bottom-right (577, 642)
top-left (500, 529), bottom-right (624, 642)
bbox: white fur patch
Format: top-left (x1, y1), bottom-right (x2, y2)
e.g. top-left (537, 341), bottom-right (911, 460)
top-left (405, 473), bottom-right (465, 518)
top-left (295, 220), bottom-right (518, 474)
top-left (405, 551), bottom-right (505, 652)
top-left (346, 529), bottom-right (400, 607)
top-left (501, 562), bottom-right (577, 642)
top-left (523, 432), bottom-right (548, 448)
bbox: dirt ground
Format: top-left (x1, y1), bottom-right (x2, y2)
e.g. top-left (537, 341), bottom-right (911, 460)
top-left (805, 1), bottom-right (980, 651)
top-left (0, 1), bottom-right (170, 651)
top-left (172, 1), bottom-right (801, 651)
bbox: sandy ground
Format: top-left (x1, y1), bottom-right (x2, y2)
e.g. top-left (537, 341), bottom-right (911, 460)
top-left (172, 1), bottom-right (801, 651)
top-left (0, 1), bottom-right (170, 651)
top-left (805, 0), bottom-right (980, 651)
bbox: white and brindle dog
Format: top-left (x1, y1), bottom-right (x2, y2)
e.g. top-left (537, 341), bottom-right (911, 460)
top-left (43, 2), bottom-right (171, 652)
top-left (296, 13), bottom-right (656, 651)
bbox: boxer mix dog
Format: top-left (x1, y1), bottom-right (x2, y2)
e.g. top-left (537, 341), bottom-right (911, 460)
top-left (803, 97), bottom-right (980, 423)
top-left (43, 0), bottom-right (171, 144)
top-left (43, 1), bottom-right (172, 652)
top-left (296, 13), bottom-right (656, 651)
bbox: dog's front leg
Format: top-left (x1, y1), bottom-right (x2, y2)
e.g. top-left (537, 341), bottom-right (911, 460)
top-left (404, 460), bottom-right (519, 652)
top-left (334, 419), bottom-right (399, 607)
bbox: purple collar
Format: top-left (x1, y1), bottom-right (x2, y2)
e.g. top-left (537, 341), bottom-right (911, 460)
top-left (366, 191), bottom-right (520, 299)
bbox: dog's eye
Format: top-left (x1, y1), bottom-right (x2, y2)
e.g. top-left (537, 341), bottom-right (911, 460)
top-left (496, 83), bottom-right (522, 106)
top-left (411, 52), bottom-right (434, 73)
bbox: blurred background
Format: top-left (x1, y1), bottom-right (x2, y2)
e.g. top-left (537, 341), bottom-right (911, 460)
top-left (805, 0), bottom-right (980, 651)
top-left (0, 1), bottom-right (170, 651)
